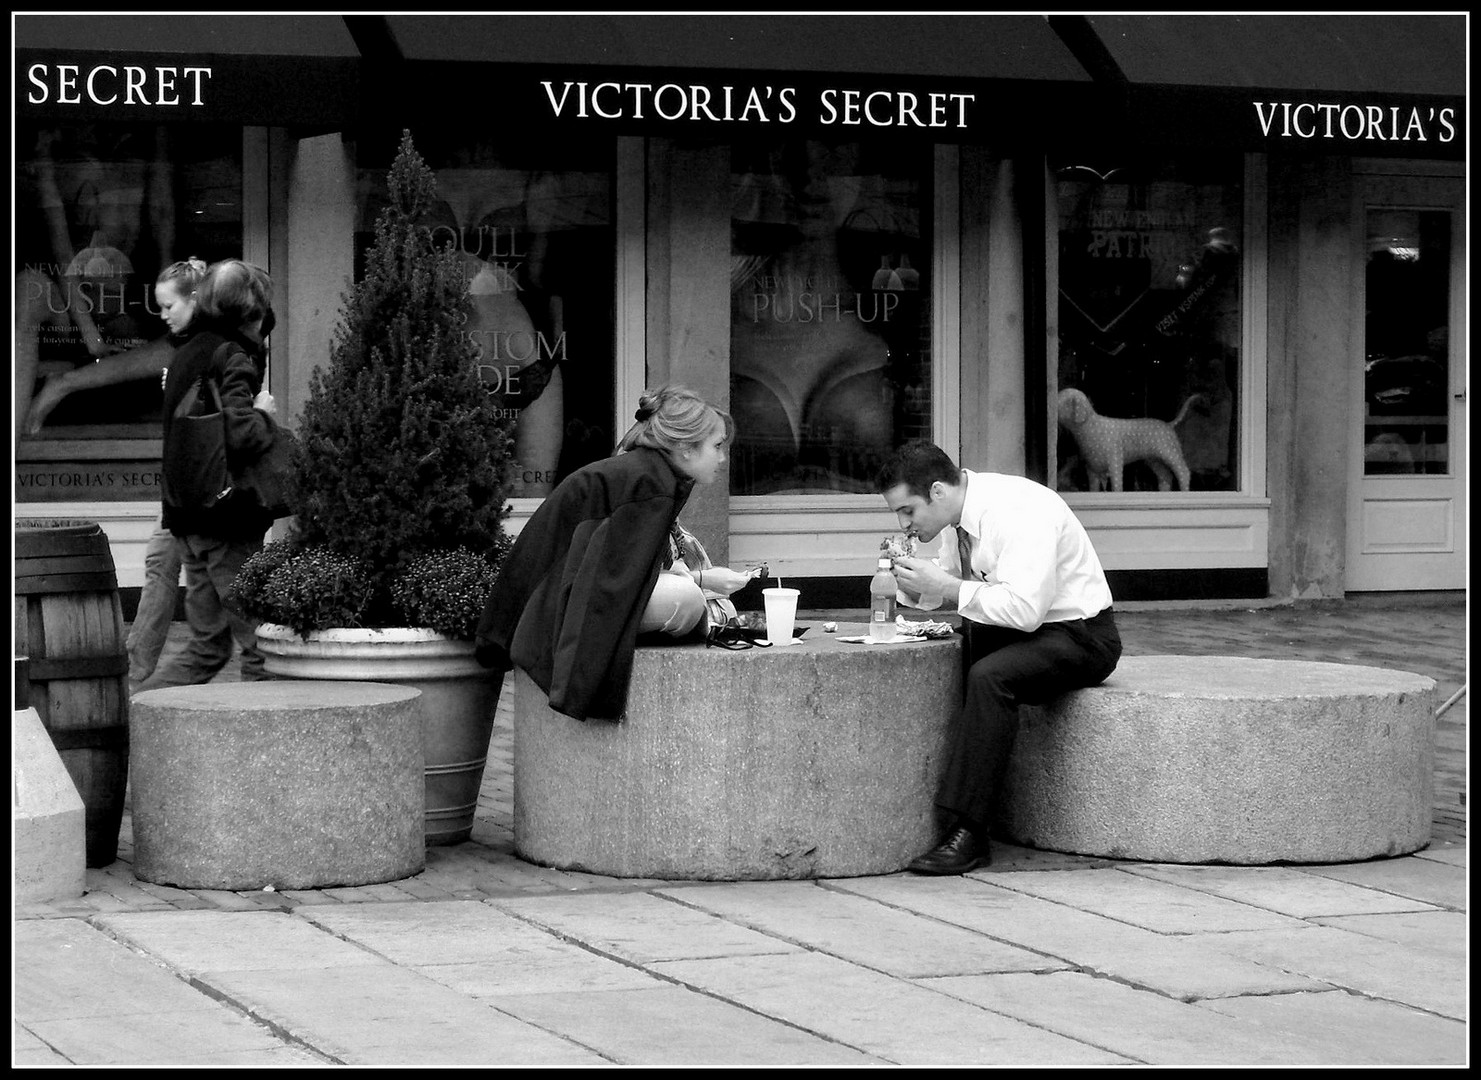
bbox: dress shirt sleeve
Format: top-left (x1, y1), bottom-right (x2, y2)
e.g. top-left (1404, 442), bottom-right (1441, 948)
top-left (955, 513), bottom-right (1060, 632)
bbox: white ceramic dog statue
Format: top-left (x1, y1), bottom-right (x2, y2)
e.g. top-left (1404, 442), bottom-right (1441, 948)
top-left (1057, 387), bottom-right (1201, 492)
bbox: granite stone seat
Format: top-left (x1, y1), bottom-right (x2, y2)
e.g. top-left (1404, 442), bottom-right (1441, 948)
top-left (13, 706), bottom-right (86, 903)
top-left (996, 655), bottom-right (1437, 864)
top-left (130, 681), bottom-right (426, 890)
top-left (512, 624), bottom-right (962, 880)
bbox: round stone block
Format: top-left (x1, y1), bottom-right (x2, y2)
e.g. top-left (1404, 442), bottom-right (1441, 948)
top-left (997, 655), bottom-right (1437, 864)
top-left (514, 626), bottom-right (962, 880)
top-left (131, 681), bottom-right (426, 890)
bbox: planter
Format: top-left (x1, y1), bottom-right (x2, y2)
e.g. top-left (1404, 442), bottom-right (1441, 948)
top-left (15, 519), bottom-right (130, 867)
top-left (254, 624), bottom-right (501, 846)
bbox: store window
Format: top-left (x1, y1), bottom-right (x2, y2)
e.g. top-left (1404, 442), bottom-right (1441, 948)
top-left (354, 132), bottom-right (616, 500)
top-left (16, 122), bottom-right (244, 501)
top-left (729, 138), bottom-right (932, 496)
top-left (1054, 155), bottom-right (1243, 493)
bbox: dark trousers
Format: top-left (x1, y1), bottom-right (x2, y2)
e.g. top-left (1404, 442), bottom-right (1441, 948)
top-left (938, 607), bottom-right (1122, 831)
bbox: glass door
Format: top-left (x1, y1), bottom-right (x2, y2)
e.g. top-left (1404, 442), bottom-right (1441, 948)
top-left (1348, 171), bottom-right (1465, 590)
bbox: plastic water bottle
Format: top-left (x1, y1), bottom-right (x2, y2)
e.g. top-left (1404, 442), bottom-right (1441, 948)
top-left (870, 557), bottom-right (897, 641)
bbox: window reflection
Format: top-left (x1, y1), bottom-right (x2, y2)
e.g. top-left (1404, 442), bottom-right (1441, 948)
top-left (1364, 209), bottom-right (1450, 474)
top-left (355, 134), bottom-right (615, 499)
top-left (729, 139), bottom-right (931, 495)
top-left (1054, 156), bottom-right (1243, 493)
top-left (15, 123), bottom-right (243, 445)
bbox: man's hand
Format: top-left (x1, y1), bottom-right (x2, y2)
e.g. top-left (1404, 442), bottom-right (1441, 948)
top-left (889, 555), bottom-right (962, 599)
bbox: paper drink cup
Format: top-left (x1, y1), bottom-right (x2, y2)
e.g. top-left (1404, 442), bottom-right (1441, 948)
top-left (762, 587), bottom-right (800, 645)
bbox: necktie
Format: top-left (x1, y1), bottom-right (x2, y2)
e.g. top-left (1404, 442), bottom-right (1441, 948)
top-left (956, 525), bottom-right (974, 581)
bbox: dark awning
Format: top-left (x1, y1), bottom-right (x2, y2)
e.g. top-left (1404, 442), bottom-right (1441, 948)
top-left (13, 14), bottom-right (1465, 158)
top-left (1085, 13), bottom-right (1463, 96)
top-left (366, 13), bottom-right (1464, 157)
top-left (381, 14), bottom-right (1093, 82)
top-left (15, 13), bottom-right (360, 128)
top-left (1065, 14), bottom-right (1465, 160)
top-left (351, 14), bottom-right (1096, 149)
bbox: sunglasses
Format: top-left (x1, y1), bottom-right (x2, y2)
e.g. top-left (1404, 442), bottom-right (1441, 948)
top-left (705, 619), bottom-right (773, 651)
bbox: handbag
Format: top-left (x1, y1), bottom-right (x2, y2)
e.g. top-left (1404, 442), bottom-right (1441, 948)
top-left (161, 375), bottom-right (231, 511)
top-left (668, 523), bottom-right (737, 630)
top-left (235, 418), bottom-right (298, 519)
top-left (667, 522), bottom-right (773, 649)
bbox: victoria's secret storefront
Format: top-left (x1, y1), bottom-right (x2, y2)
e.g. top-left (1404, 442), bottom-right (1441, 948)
top-left (14, 14), bottom-right (1467, 607)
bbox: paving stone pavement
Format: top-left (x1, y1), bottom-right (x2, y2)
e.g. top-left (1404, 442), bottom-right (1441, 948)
top-left (13, 594), bottom-right (1468, 1067)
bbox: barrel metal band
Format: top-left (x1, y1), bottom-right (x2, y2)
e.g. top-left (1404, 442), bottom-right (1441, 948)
top-left (16, 531), bottom-right (108, 559)
top-left (14, 572), bottom-right (120, 595)
top-left (46, 726), bottom-right (129, 751)
top-left (27, 655), bottom-right (130, 680)
top-left (16, 554), bottom-right (115, 577)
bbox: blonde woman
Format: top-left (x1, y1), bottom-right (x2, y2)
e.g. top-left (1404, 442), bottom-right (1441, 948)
top-left (475, 385), bottom-right (759, 722)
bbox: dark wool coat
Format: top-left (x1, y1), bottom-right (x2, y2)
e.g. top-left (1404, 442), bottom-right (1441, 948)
top-left (159, 320), bottom-right (277, 540)
top-left (474, 446), bottom-right (694, 722)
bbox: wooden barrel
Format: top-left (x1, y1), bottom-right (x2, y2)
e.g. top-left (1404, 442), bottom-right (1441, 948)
top-left (15, 520), bottom-right (130, 868)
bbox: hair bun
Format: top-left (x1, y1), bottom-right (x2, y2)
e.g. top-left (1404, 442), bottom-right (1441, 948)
top-left (634, 405), bottom-right (654, 422)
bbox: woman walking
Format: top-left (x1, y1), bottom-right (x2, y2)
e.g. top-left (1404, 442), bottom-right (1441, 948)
top-left (135, 259), bottom-right (280, 691)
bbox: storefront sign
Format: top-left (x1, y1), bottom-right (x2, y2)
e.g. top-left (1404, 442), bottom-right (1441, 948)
top-left (394, 61), bottom-right (1072, 148)
top-left (1252, 100), bottom-right (1458, 149)
top-left (15, 461), bottom-right (164, 502)
top-left (16, 48), bottom-right (358, 127)
top-left (539, 80), bottom-right (977, 131)
top-left (25, 62), bottom-right (213, 107)
top-left (1121, 84), bottom-right (1464, 161)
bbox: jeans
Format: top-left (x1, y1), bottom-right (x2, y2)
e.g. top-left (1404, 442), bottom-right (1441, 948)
top-left (125, 521), bottom-right (181, 685)
top-left (937, 607), bottom-right (1123, 831)
top-left (134, 532), bottom-right (268, 692)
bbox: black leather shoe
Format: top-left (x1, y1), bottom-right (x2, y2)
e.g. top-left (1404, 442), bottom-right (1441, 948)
top-left (907, 826), bottom-right (991, 875)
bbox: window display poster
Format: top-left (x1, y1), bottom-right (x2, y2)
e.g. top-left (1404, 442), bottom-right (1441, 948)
top-left (15, 122), bottom-right (244, 500)
top-left (729, 139), bottom-right (931, 495)
top-left (1054, 156), bottom-right (1243, 493)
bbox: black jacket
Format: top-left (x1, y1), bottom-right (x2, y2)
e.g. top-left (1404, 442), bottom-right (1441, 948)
top-left (159, 320), bottom-right (277, 540)
top-left (475, 446), bottom-right (694, 722)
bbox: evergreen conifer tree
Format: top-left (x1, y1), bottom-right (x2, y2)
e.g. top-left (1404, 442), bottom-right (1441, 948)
top-left (286, 131), bottom-right (514, 625)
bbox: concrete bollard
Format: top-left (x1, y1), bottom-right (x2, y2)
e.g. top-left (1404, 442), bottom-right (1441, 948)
top-left (997, 655), bottom-right (1437, 864)
top-left (13, 706), bottom-right (87, 904)
top-left (130, 681), bottom-right (426, 890)
top-left (514, 628), bottom-right (962, 879)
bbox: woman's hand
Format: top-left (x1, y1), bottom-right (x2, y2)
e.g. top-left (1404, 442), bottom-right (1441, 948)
top-left (695, 565), bottom-right (759, 596)
top-left (253, 388), bottom-right (277, 415)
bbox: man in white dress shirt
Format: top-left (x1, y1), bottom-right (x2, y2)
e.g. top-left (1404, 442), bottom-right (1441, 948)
top-left (878, 441), bottom-right (1122, 874)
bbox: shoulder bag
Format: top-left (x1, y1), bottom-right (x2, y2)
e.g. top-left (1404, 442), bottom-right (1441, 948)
top-left (161, 375), bottom-right (231, 511)
top-left (235, 417), bottom-right (298, 519)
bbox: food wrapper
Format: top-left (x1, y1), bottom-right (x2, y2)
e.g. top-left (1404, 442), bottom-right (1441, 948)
top-left (881, 533), bottom-right (917, 559)
top-left (896, 615), bottom-right (954, 639)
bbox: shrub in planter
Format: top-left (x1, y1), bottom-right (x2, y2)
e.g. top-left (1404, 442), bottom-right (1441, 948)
top-left (231, 130), bottom-right (516, 635)
top-left (231, 542), bottom-right (375, 638)
top-left (390, 538), bottom-right (512, 641)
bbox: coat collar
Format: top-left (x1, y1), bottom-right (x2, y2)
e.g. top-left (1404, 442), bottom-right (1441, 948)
top-left (193, 316), bottom-right (265, 357)
top-left (626, 445), bottom-right (696, 506)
